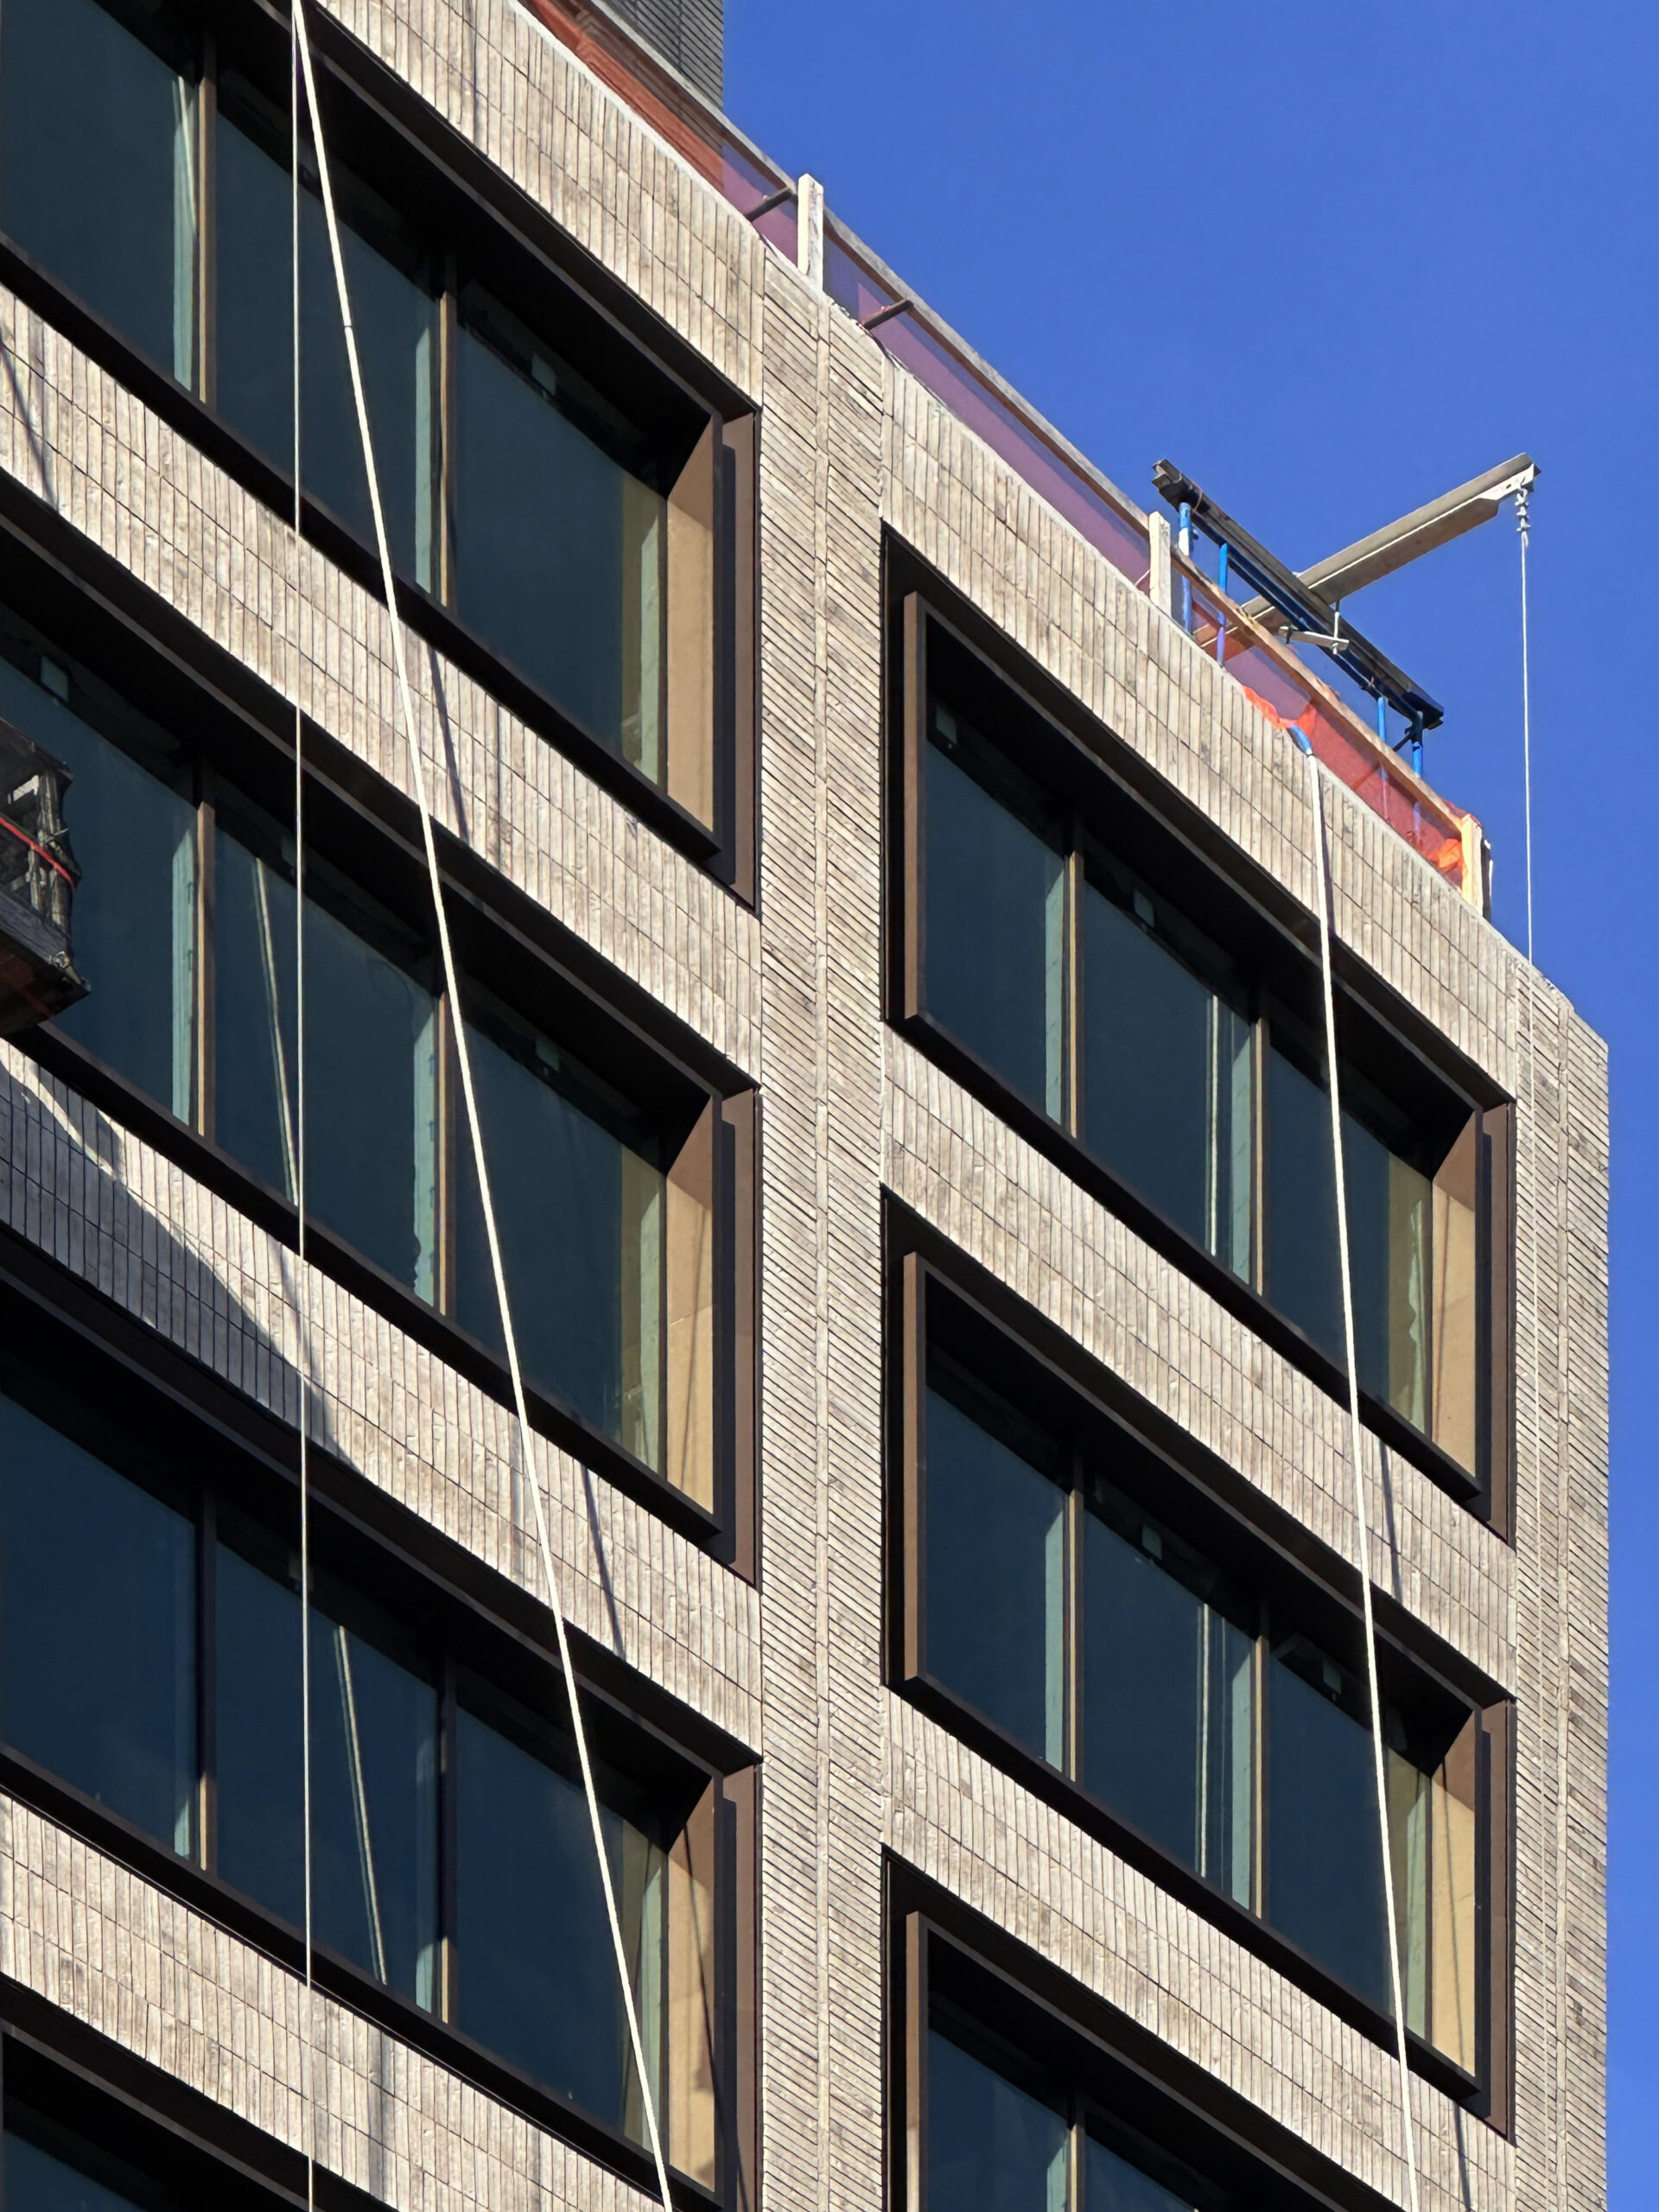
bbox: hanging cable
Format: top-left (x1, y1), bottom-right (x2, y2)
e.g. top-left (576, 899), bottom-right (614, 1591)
top-left (287, 11), bottom-right (676, 2209)
top-left (1293, 731), bottom-right (1421, 2212)
top-left (1516, 484), bottom-right (1535, 966)
top-left (289, 15), bottom-right (318, 2209)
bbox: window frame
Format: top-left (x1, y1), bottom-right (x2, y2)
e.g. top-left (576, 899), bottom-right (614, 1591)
top-left (0, 1256), bottom-right (758, 2209)
top-left (889, 1877), bottom-right (1440, 2212)
top-left (0, 0), bottom-right (759, 894)
top-left (887, 549), bottom-right (1516, 1529)
top-left (886, 1209), bottom-right (1515, 2121)
top-left (0, 518), bottom-right (760, 1567)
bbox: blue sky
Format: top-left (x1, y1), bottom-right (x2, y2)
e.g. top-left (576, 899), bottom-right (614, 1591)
top-left (726, 0), bottom-right (1649, 2187)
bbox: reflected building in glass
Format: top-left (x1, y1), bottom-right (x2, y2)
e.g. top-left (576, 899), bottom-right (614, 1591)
top-left (0, 3), bottom-right (1606, 2212)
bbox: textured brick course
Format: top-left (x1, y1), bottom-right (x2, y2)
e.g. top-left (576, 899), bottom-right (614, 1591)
top-left (0, 2), bottom-right (1607, 2209)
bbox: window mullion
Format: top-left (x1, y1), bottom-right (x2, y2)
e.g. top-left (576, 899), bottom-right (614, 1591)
top-left (194, 782), bottom-right (216, 1144)
top-left (198, 1486), bottom-right (217, 1874)
top-left (1065, 838), bottom-right (1084, 1138)
top-left (1251, 1604), bottom-right (1269, 1920)
top-left (197, 32), bottom-right (217, 410)
top-left (439, 259), bottom-right (459, 608)
top-left (439, 1652), bottom-right (459, 2023)
top-left (1065, 1454), bottom-right (1084, 1783)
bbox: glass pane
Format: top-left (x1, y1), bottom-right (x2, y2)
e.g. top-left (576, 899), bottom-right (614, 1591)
top-left (0, 656), bottom-right (195, 1116)
top-left (4, 2130), bottom-right (155, 2212)
top-left (1084, 2133), bottom-right (1193, 2212)
top-left (924, 719), bottom-right (1064, 1116)
top-left (1264, 1043), bottom-right (1342, 1363)
top-left (923, 1386), bottom-right (1064, 1766)
top-left (1082, 882), bottom-right (1250, 1276)
top-left (0, 1393), bottom-right (194, 1853)
top-left (455, 1014), bottom-right (664, 1462)
top-left (454, 1685), bottom-right (664, 2135)
top-left (454, 296), bottom-right (664, 760)
top-left (1081, 1506), bottom-right (1252, 1904)
top-left (215, 110), bottom-right (437, 586)
top-left (1345, 1116), bottom-right (1430, 1431)
top-left (213, 826), bottom-right (440, 1298)
top-left (0, 0), bottom-right (195, 381)
top-left (925, 2029), bottom-right (1067, 2212)
top-left (213, 1533), bottom-right (439, 2005)
top-left (1265, 1644), bottom-right (1389, 2012)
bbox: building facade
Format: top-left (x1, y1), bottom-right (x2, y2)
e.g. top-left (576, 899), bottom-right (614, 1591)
top-left (0, 3), bottom-right (1608, 2212)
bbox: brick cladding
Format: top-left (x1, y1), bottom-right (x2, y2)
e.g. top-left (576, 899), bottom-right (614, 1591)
top-left (0, 2), bottom-right (1608, 2210)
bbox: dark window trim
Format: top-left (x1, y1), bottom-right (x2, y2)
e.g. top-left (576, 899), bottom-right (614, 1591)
top-left (884, 1202), bottom-right (1512, 2117)
top-left (0, 486), bottom-right (760, 1568)
top-left (888, 1863), bottom-right (1421, 2212)
top-left (0, 1248), bottom-right (757, 2208)
top-left (0, 0), bottom-right (761, 892)
top-left (885, 535), bottom-right (1517, 1526)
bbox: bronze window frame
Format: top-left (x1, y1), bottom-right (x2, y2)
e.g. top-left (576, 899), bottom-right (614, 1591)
top-left (0, 1251), bottom-right (759, 2209)
top-left (885, 1205), bottom-right (1515, 2123)
top-left (886, 540), bottom-right (1516, 1531)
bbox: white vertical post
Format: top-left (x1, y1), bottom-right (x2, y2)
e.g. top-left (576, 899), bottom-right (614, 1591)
top-left (1148, 511), bottom-right (1173, 615)
top-left (797, 173), bottom-right (824, 292)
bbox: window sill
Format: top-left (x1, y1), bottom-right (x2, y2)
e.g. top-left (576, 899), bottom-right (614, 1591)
top-left (20, 1023), bottom-right (729, 1556)
top-left (0, 1743), bottom-right (723, 2211)
top-left (893, 1010), bottom-right (1488, 1517)
top-left (896, 1670), bottom-right (1487, 2113)
top-left (0, 233), bottom-right (728, 884)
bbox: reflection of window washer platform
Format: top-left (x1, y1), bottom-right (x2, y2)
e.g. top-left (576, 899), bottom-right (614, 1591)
top-left (0, 716), bottom-right (86, 1035)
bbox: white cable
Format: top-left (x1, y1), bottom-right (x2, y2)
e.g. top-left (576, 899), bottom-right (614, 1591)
top-left (289, 15), bottom-right (676, 2209)
top-left (1516, 486), bottom-right (1535, 967)
top-left (1294, 734), bottom-right (1421, 2212)
top-left (290, 18), bottom-right (318, 2209)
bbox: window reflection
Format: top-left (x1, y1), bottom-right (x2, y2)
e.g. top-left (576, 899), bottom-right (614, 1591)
top-left (454, 289), bottom-right (665, 767)
top-left (213, 811), bottom-right (440, 1300)
top-left (214, 1521), bottom-right (440, 2006)
top-left (215, 103), bottom-right (439, 587)
top-left (1081, 1491), bottom-right (1252, 1905)
top-left (0, 1394), bottom-right (194, 1854)
top-left (0, 0), bottom-right (196, 382)
top-left (0, 653), bottom-right (196, 1118)
top-left (4, 2121), bottom-right (161, 2212)
top-left (924, 702), bottom-right (1064, 1118)
top-left (924, 1381), bottom-right (1065, 1768)
top-left (455, 1679), bottom-right (664, 2139)
top-left (927, 2027), bottom-right (1068, 2212)
top-left (457, 1000), bottom-right (668, 1464)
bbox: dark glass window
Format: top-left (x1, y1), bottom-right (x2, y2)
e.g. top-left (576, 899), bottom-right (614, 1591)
top-left (903, 603), bottom-right (1496, 1481)
top-left (922, 1381), bottom-right (1064, 1767)
top-left (214, 1521), bottom-right (439, 2005)
top-left (0, 1394), bottom-right (194, 1854)
top-left (454, 289), bottom-right (666, 767)
top-left (1084, 2133), bottom-right (1192, 2212)
top-left (457, 1001), bottom-right (673, 1465)
top-left (1082, 871), bottom-right (1249, 1278)
top-left (0, 651), bottom-right (196, 1117)
top-left (905, 1273), bottom-right (1491, 2068)
top-left (0, 1377), bottom-right (722, 2160)
top-left (4, 2123), bottom-right (160, 2212)
top-left (214, 100), bottom-right (438, 587)
top-left (213, 807), bottom-right (441, 1299)
top-left (1080, 1487), bottom-right (1252, 1904)
top-left (926, 2025), bottom-right (1069, 2212)
top-left (455, 1680), bottom-right (664, 2133)
top-left (923, 702), bottom-right (1063, 1117)
top-left (0, 0), bottom-right (195, 381)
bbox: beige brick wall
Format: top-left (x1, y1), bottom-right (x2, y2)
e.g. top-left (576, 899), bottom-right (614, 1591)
top-left (0, 2), bottom-right (1608, 2209)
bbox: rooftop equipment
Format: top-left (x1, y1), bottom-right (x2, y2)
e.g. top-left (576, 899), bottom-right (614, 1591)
top-left (0, 716), bottom-right (86, 1036)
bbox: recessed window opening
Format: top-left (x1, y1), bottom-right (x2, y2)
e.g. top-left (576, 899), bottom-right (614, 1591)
top-left (0, 0), bottom-right (752, 855)
top-left (0, 1375), bottom-right (727, 2183)
top-left (898, 593), bottom-right (1507, 1493)
top-left (0, 605), bottom-right (739, 1514)
top-left (900, 1260), bottom-right (1496, 2077)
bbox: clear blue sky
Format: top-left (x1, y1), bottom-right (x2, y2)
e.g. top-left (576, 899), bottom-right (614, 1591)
top-left (726, 0), bottom-right (1648, 2188)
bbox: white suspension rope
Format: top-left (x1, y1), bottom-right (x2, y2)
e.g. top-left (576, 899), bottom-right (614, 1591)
top-left (1294, 733), bottom-right (1421, 2212)
top-left (1516, 486), bottom-right (1535, 967)
top-left (290, 17), bottom-right (318, 2208)
top-left (288, 14), bottom-right (677, 2210)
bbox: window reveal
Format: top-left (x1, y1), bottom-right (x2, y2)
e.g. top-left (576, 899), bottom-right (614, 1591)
top-left (0, 1381), bottom-right (726, 2180)
top-left (902, 1268), bottom-right (1491, 2075)
top-left (899, 596), bottom-right (1500, 1484)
